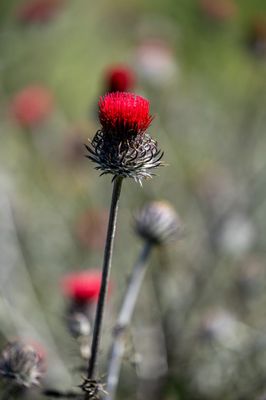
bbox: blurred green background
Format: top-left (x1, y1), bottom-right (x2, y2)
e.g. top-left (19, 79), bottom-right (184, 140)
top-left (1, 0), bottom-right (266, 399)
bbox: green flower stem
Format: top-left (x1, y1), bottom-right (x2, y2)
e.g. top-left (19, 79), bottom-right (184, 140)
top-left (86, 176), bottom-right (123, 383)
top-left (105, 241), bottom-right (153, 400)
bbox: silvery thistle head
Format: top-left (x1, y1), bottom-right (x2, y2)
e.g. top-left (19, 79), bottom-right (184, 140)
top-left (85, 92), bottom-right (163, 184)
top-left (134, 201), bottom-right (182, 245)
top-left (0, 341), bottom-right (45, 388)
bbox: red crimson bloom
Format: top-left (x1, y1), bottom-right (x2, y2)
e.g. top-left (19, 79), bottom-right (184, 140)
top-left (11, 85), bottom-right (54, 128)
top-left (16, 0), bottom-right (63, 24)
top-left (62, 270), bottom-right (108, 303)
top-left (104, 66), bottom-right (135, 93)
top-left (98, 92), bottom-right (153, 137)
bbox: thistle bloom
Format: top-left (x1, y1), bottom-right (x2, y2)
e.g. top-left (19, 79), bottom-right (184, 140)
top-left (104, 66), bottom-right (135, 93)
top-left (11, 85), bottom-right (53, 128)
top-left (134, 201), bottom-right (182, 245)
top-left (62, 270), bottom-right (105, 303)
top-left (86, 92), bottom-right (163, 183)
top-left (0, 341), bottom-right (45, 388)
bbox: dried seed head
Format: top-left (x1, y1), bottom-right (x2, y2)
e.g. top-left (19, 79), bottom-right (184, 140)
top-left (0, 341), bottom-right (45, 388)
top-left (86, 92), bottom-right (163, 183)
top-left (134, 201), bottom-right (182, 245)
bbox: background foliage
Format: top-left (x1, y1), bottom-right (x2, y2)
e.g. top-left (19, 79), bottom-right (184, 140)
top-left (1, 0), bottom-right (266, 399)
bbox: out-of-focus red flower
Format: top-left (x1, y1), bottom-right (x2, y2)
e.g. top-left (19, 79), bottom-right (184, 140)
top-left (11, 85), bottom-right (54, 128)
top-left (98, 92), bottom-right (153, 137)
top-left (199, 0), bottom-right (237, 21)
top-left (75, 209), bottom-right (108, 250)
top-left (62, 270), bottom-right (108, 303)
top-left (16, 0), bottom-right (64, 24)
top-left (104, 65), bottom-right (135, 93)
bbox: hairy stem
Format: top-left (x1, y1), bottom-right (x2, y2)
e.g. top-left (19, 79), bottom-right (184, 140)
top-left (86, 176), bottom-right (123, 382)
top-left (105, 241), bottom-right (153, 400)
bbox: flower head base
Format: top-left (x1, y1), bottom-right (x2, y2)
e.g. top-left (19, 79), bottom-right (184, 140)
top-left (134, 201), bottom-right (182, 245)
top-left (62, 270), bottom-right (107, 304)
top-left (104, 66), bottom-right (135, 93)
top-left (0, 341), bottom-right (45, 388)
top-left (86, 92), bottom-right (163, 183)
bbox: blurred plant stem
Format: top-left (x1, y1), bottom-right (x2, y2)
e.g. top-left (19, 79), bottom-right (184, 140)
top-left (85, 177), bottom-right (123, 386)
top-left (43, 389), bottom-right (82, 398)
top-left (105, 241), bottom-right (153, 400)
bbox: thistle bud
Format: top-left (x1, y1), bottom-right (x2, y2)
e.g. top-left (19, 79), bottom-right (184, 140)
top-left (86, 92), bottom-right (163, 183)
top-left (66, 312), bottom-right (91, 339)
top-left (134, 201), bottom-right (182, 245)
top-left (0, 341), bottom-right (45, 388)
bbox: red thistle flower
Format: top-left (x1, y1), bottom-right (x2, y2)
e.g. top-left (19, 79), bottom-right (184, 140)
top-left (86, 92), bottom-right (163, 182)
top-left (62, 270), bottom-right (105, 303)
top-left (104, 66), bottom-right (135, 93)
top-left (99, 92), bottom-right (153, 137)
top-left (11, 85), bottom-right (53, 128)
top-left (16, 0), bottom-right (63, 24)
